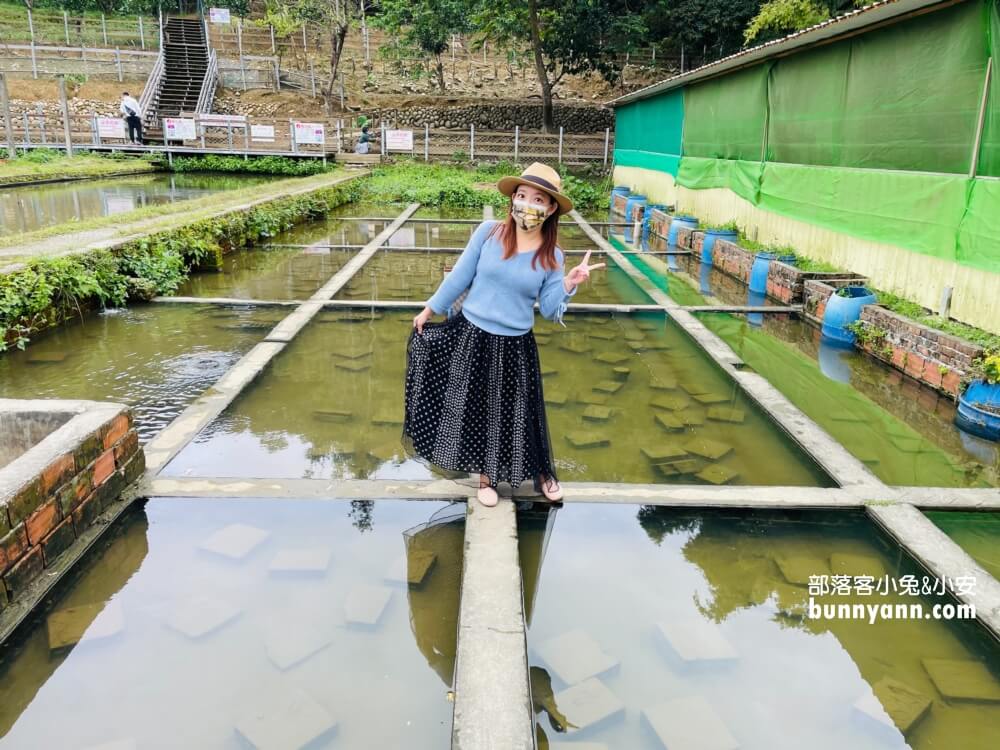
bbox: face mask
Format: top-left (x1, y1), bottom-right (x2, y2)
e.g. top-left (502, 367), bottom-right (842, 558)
top-left (511, 199), bottom-right (549, 231)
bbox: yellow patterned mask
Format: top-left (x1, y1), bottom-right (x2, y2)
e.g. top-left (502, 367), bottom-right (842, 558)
top-left (512, 200), bottom-right (548, 231)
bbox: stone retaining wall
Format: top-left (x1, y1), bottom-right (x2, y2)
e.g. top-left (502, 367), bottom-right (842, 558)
top-left (373, 103), bottom-right (612, 133)
top-left (0, 402), bottom-right (144, 610)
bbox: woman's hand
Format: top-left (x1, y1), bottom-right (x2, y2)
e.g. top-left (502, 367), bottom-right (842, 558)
top-left (564, 250), bottom-right (606, 292)
top-left (413, 306), bottom-right (434, 333)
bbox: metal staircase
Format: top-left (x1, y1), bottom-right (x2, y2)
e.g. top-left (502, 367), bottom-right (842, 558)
top-left (141, 16), bottom-right (212, 136)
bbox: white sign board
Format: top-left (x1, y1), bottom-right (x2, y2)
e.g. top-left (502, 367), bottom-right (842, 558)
top-left (97, 117), bottom-right (126, 140)
top-left (105, 196), bottom-right (136, 216)
top-left (199, 113), bottom-right (247, 128)
top-left (386, 129), bottom-right (414, 152)
top-left (164, 117), bottom-right (197, 141)
top-left (294, 121), bottom-right (325, 145)
top-left (209, 8), bottom-right (231, 24)
top-left (251, 124), bottom-right (275, 142)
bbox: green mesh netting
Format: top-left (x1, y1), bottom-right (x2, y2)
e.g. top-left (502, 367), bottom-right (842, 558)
top-left (977, 0), bottom-right (1000, 176)
top-left (756, 162), bottom-right (969, 263)
top-left (614, 88), bottom-right (683, 175)
top-left (768, 0), bottom-right (988, 173)
top-left (682, 64), bottom-right (769, 160)
top-left (677, 157), bottom-right (762, 204)
top-left (957, 178), bottom-right (1000, 272)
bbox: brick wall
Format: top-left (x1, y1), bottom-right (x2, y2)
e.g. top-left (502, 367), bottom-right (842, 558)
top-left (712, 239), bottom-right (754, 285)
top-left (766, 262), bottom-right (866, 305)
top-left (0, 409), bottom-right (144, 609)
top-left (648, 208), bottom-right (671, 240)
top-left (853, 306), bottom-right (982, 397)
top-left (611, 193), bottom-right (628, 216)
top-left (802, 279), bottom-right (869, 326)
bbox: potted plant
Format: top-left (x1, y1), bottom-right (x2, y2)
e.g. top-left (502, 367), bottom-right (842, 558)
top-left (956, 350), bottom-right (1000, 441)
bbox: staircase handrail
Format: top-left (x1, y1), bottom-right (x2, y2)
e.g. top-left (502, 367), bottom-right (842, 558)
top-left (138, 51), bottom-right (164, 118)
top-left (195, 49), bottom-right (218, 114)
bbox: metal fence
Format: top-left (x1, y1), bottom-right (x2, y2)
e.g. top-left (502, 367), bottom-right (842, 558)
top-left (0, 7), bottom-right (159, 51)
top-left (0, 43), bottom-right (157, 81)
top-left (0, 109), bottom-right (614, 167)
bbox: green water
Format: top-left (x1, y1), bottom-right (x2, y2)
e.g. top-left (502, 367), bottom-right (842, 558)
top-left (518, 503), bottom-right (1000, 750)
top-left (0, 172), bottom-right (269, 237)
top-left (698, 312), bottom-right (998, 488)
top-left (0, 304), bottom-right (284, 442)
top-left (0, 498), bottom-right (463, 748)
top-left (179, 248), bottom-right (356, 300)
top-left (926, 512), bottom-right (1000, 580)
top-left (163, 310), bottom-right (831, 487)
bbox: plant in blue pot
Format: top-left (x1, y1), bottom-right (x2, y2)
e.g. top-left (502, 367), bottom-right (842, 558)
top-left (956, 351), bottom-right (1000, 441)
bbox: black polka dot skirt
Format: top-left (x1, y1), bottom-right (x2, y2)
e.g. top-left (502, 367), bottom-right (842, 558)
top-left (402, 311), bottom-right (558, 490)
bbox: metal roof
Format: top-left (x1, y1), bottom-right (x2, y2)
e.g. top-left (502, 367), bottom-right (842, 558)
top-left (609, 0), bottom-right (961, 106)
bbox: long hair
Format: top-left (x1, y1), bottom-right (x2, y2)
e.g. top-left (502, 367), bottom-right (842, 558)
top-left (487, 196), bottom-right (561, 272)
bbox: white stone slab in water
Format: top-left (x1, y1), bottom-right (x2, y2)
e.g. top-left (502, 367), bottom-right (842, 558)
top-left (268, 548), bottom-right (332, 575)
top-left (593, 380), bottom-right (624, 394)
top-left (679, 382), bottom-right (709, 396)
top-left (642, 445), bottom-right (688, 461)
top-left (680, 411), bottom-right (705, 427)
top-left (265, 624), bottom-right (333, 671)
top-left (650, 377), bottom-right (678, 390)
top-left (696, 465), bottom-right (740, 485)
top-left (642, 695), bottom-right (739, 750)
top-left (655, 413), bottom-right (685, 432)
top-left (385, 549), bottom-right (437, 585)
top-left (707, 407), bottom-right (746, 424)
top-left (554, 678), bottom-right (624, 734)
top-left (830, 552), bottom-right (888, 578)
top-left (199, 524), bottom-right (270, 560)
top-left (596, 352), bottom-right (630, 365)
top-left (46, 601), bottom-right (124, 651)
top-left (560, 340), bottom-right (592, 355)
top-left (583, 405), bottom-right (613, 422)
top-left (545, 391), bottom-right (569, 406)
top-left (578, 393), bottom-right (609, 406)
top-left (684, 438), bottom-right (733, 461)
top-left (651, 394), bottom-right (689, 411)
top-left (655, 620), bottom-right (738, 663)
top-left (235, 688), bottom-right (337, 750)
top-left (853, 677), bottom-right (932, 736)
top-left (588, 329), bottom-right (616, 341)
top-left (565, 432), bottom-right (611, 449)
top-left (693, 393), bottom-right (730, 405)
top-left (312, 409), bottom-right (352, 423)
top-left (775, 556), bottom-right (830, 586)
top-left (345, 584), bottom-right (393, 627)
top-left (535, 629), bottom-right (618, 686)
top-left (922, 658), bottom-right (1000, 702)
top-left (167, 597), bottom-right (242, 639)
top-left (612, 368), bottom-right (631, 382)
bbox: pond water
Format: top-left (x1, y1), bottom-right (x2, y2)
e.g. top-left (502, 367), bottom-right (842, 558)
top-left (519, 503), bottom-right (1000, 750)
top-left (926, 511), bottom-right (1000, 580)
top-left (0, 172), bottom-right (270, 237)
top-left (162, 309), bottom-right (832, 487)
top-left (0, 304), bottom-right (284, 442)
top-left (0, 498), bottom-right (463, 749)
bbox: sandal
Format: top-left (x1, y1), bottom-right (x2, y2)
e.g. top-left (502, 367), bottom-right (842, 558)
top-left (536, 474), bottom-right (564, 502)
top-left (477, 474), bottom-right (498, 507)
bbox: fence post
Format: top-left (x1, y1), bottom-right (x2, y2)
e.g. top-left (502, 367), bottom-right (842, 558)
top-left (424, 123), bottom-right (429, 161)
top-left (364, 26), bottom-right (370, 66)
top-left (115, 48), bottom-right (123, 82)
top-left (159, 7), bottom-right (164, 50)
top-left (102, 14), bottom-right (108, 46)
top-left (139, 16), bottom-right (145, 50)
top-left (274, 60), bottom-right (281, 91)
top-left (238, 22), bottom-right (247, 91)
top-left (58, 77), bottom-right (73, 156)
top-left (309, 62), bottom-right (316, 97)
top-left (470, 123), bottom-right (474, 161)
top-left (227, 122), bottom-right (233, 150)
top-left (340, 73), bottom-right (345, 109)
top-left (270, 25), bottom-right (276, 54)
top-left (38, 108), bottom-right (47, 145)
top-left (92, 113), bottom-right (100, 146)
top-left (0, 74), bottom-right (16, 158)
top-left (200, 119), bottom-right (206, 148)
top-left (558, 126), bottom-right (563, 164)
top-left (603, 127), bottom-right (610, 167)
top-left (514, 125), bottom-right (519, 163)
top-left (336, 119), bottom-right (341, 153)
top-left (452, 35), bottom-right (456, 63)
top-left (290, 119), bottom-right (298, 154)
top-left (302, 26), bottom-right (308, 53)
top-left (28, 9), bottom-right (37, 79)
top-left (21, 112), bottom-right (29, 146)
top-left (64, 11), bottom-right (70, 45)
top-left (243, 123), bottom-right (249, 160)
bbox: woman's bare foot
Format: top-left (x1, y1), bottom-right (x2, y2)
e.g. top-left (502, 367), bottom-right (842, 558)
top-left (538, 474), bottom-right (564, 502)
top-left (477, 474), bottom-right (498, 507)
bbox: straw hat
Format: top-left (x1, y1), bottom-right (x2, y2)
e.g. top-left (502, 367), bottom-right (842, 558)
top-left (497, 162), bottom-right (574, 216)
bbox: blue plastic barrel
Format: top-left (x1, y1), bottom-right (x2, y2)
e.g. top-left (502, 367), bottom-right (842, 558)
top-left (667, 215), bottom-right (698, 246)
top-left (700, 229), bottom-right (739, 264)
top-left (746, 291), bottom-right (766, 328)
top-left (749, 252), bottom-right (775, 295)
top-left (820, 286), bottom-right (877, 346)
top-left (699, 262), bottom-right (713, 295)
top-left (817, 338), bottom-right (854, 383)
top-left (610, 185), bottom-right (629, 212)
top-left (642, 203), bottom-right (667, 240)
top-left (623, 195), bottom-right (647, 244)
top-left (955, 381), bottom-right (1000, 442)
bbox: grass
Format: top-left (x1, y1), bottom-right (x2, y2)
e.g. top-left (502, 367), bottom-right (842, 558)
top-left (874, 290), bottom-right (1000, 351)
top-left (0, 171), bottom-right (353, 252)
top-left (0, 150), bottom-right (157, 186)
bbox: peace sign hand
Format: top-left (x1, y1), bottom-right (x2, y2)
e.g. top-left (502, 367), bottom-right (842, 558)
top-left (565, 250), bottom-right (606, 290)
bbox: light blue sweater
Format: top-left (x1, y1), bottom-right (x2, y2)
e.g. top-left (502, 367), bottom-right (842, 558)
top-left (426, 220), bottom-right (577, 336)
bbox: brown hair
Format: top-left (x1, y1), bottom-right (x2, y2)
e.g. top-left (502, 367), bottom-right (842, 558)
top-left (487, 196), bottom-right (561, 272)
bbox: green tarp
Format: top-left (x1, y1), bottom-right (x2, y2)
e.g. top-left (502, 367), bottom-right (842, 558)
top-left (614, 88), bottom-right (683, 175)
top-left (677, 157), bottom-right (762, 204)
top-left (957, 178), bottom-right (1000, 271)
top-left (978, 0), bottom-right (1000, 176)
top-left (682, 65), bottom-right (769, 160)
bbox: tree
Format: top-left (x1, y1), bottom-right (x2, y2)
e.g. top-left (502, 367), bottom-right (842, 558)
top-left (745, 0), bottom-right (862, 45)
top-left (472, 0), bottom-right (646, 132)
top-left (643, 0), bottom-right (762, 68)
top-left (373, 0), bottom-right (472, 91)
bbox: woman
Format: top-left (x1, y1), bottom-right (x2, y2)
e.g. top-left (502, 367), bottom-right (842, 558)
top-left (355, 125), bottom-right (375, 154)
top-left (403, 162), bottom-right (604, 507)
